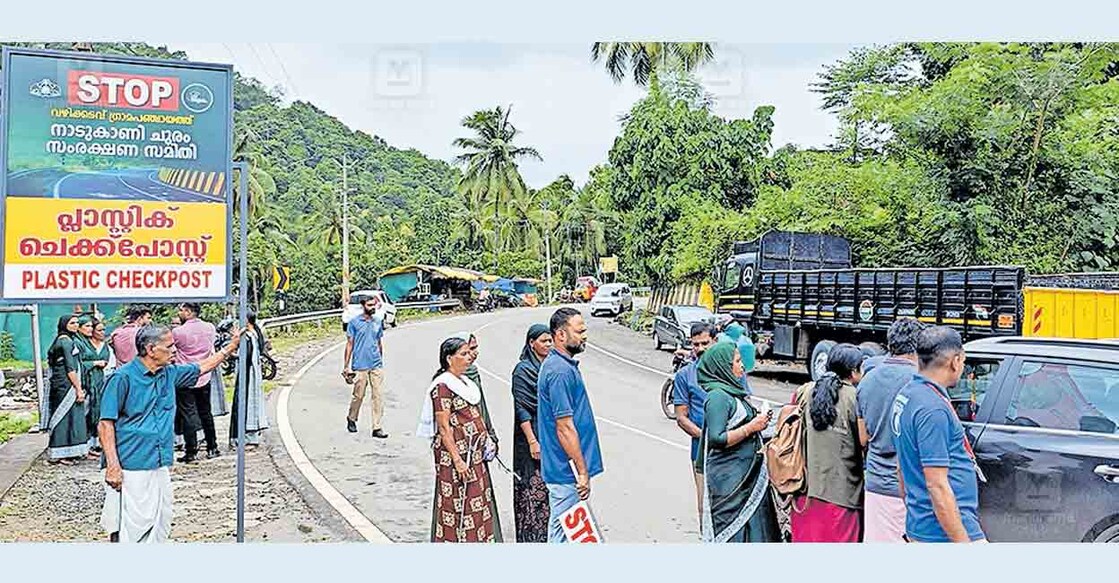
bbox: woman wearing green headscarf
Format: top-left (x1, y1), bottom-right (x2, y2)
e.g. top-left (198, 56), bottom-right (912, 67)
top-left (696, 342), bottom-right (779, 543)
top-left (75, 316), bottom-right (111, 454)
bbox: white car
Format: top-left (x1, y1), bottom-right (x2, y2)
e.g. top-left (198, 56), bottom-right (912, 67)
top-left (589, 283), bottom-right (634, 317)
top-left (342, 290), bottom-right (397, 330)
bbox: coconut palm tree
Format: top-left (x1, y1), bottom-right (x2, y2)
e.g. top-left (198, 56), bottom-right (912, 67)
top-left (452, 105), bottom-right (542, 271)
top-left (591, 42), bottom-right (716, 87)
top-left (232, 127), bottom-right (277, 220)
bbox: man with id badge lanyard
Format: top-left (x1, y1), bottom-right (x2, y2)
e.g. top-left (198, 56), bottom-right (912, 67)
top-left (891, 326), bottom-right (988, 543)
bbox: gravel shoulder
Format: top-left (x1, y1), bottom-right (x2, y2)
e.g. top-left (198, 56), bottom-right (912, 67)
top-left (0, 333), bottom-right (348, 543)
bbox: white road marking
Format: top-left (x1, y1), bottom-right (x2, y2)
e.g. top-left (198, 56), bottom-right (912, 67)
top-left (586, 341), bottom-right (671, 378)
top-left (52, 172), bottom-right (81, 198)
top-left (277, 341), bottom-right (393, 543)
top-left (585, 341), bottom-right (782, 409)
top-left (473, 363), bottom-right (688, 452)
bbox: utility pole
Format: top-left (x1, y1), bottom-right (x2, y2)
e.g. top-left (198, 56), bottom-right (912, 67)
top-left (341, 153), bottom-right (350, 305)
top-left (544, 225), bottom-right (553, 302)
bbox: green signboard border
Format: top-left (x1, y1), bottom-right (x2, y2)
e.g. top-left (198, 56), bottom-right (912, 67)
top-left (0, 46), bottom-right (235, 305)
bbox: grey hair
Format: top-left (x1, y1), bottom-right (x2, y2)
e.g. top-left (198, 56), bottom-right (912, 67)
top-left (135, 324), bottom-right (172, 357)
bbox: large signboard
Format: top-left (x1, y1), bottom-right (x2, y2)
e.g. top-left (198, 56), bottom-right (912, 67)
top-left (0, 47), bottom-right (233, 302)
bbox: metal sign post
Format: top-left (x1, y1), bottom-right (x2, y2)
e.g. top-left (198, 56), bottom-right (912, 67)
top-left (234, 162), bottom-right (248, 543)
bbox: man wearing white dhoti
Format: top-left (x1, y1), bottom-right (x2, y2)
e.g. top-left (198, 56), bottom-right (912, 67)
top-left (98, 323), bottom-right (241, 543)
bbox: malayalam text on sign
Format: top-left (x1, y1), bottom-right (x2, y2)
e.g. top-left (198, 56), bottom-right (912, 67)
top-left (1, 47), bottom-right (232, 301)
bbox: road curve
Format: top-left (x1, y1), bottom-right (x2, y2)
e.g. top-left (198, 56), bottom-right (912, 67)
top-left (285, 306), bottom-right (800, 543)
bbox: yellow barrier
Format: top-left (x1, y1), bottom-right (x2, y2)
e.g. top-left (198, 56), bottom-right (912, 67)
top-left (1025, 287), bottom-right (1119, 339)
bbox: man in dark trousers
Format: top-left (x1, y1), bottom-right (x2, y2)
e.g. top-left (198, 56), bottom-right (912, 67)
top-left (172, 302), bottom-right (221, 461)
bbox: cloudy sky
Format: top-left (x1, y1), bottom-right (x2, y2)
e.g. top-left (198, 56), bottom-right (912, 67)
top-left (170, 43), bottom-right (859, 188)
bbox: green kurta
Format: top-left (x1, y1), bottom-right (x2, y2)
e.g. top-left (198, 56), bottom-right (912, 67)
top-left (76, 337), bottom-right (110, 442)
top-left (699, 389), bottom-right (780, 542)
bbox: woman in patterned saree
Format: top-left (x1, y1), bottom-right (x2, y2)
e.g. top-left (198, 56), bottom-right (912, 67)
top-left (46, 314), bottom-right (88, 464)
top-left (419, 336), bottom-right (501, 542)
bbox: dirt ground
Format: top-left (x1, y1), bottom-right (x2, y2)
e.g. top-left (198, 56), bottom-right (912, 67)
top-left (0, 334), bottom-right (348, 543)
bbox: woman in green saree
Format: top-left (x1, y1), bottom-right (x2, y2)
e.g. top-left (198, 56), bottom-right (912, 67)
top-left (46, 314), bottom-right (88, 464)
top-left (697, 342), bottom-right (779, 543)
top-left (76, 316), bottom-right (111, 455)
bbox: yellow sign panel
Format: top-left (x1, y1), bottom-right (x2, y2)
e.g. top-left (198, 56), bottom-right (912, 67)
top-left (272, 265), bottom-right (291, 291)
top-left (3, 198), bottom-right (227, 299)
top-left (599, 256), bottom-right (618, 274)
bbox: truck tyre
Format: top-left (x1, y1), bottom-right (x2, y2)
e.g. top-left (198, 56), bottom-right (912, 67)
top-left (809, 340), bottom-right (837, 381)
top-left (858, 341), bottom-right (885, 357)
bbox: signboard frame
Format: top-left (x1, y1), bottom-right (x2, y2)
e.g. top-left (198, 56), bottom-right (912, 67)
top-left (0, 46), bottom-right (235, 304)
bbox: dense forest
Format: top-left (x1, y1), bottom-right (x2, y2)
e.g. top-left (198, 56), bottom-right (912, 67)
top-left (4, 42), bottom-right (1118, 315)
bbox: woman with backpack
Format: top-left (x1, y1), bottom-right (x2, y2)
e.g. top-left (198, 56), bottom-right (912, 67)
top-left (696, 342), bottom-right (779, 543)
top-left (790, 343), bottom-right (866, 542)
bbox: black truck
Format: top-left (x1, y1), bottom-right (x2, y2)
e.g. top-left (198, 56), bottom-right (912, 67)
top-left (716, 230), bottom-right (1025, 380)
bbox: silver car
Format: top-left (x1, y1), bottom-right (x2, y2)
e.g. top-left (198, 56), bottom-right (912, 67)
top-left (589, 283), bottom-right (634, 317)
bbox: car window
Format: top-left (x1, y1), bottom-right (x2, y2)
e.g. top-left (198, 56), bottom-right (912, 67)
top-left (675, 307), bottom-right (713, 322)
top-left (722, 262), bottom-right (741, 292)
top-left (1004, 361), bottom-right (1119, 434)
top-left (949, 358), bottom-right (1002, 422)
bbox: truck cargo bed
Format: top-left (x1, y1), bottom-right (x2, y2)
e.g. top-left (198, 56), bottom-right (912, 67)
top-left (754, 265), bottom-right (1025, 341)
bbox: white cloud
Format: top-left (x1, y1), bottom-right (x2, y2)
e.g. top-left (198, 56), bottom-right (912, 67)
top-left (171, 43), bottom-right (851, 188)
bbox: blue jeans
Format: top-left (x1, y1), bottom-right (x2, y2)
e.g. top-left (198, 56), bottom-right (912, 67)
top-left (546, 482), bottom-right (580, 543)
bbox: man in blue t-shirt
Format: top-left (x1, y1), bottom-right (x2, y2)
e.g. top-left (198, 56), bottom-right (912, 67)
top-left (343, 295), bottom-right (388, 438)
top-left (537, 307), bottom-right (603, 543)
top-left (891, 326), bottom-right (986, 543)
top-left (857, 318), bottom-right (924, 542)
top-left (671, 322), bottom-right (715, 526)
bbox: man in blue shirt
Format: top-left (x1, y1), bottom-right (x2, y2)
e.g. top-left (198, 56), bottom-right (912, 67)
top-left (857, 318), bottom-right (924, 542)
top-left (891, 326), bottom-right (986, 543)
top-left (671, 322), bottom-right (715, 526)
top-left (99, 323), bottom-right (240, 543)
top-left (344, 295), bottom-right (388, 437)
top-left (537, 307), bottom-right (603, 543)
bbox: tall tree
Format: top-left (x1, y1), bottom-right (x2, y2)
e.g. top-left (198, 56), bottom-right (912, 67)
top-left (452, 105), bottom-right (542, 271)
top-left (591, 42), bottom-right (715, 87)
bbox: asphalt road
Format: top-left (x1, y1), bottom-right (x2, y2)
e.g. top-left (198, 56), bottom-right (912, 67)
top-left (287, 306), bottom-right (802, 543)
top-left (6, 167), bottom-right (222, 202)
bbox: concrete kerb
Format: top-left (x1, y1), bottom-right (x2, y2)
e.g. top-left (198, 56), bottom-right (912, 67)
top-left (0, 432), bottom-right (46, 502)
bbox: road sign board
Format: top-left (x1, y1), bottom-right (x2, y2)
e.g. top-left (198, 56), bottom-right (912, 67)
top-left (600, 256), bottom-right (618, 274)
top-left (272, 265), bottom-right (290, 291)
top-left (0, 47), bottom-right (233, 302)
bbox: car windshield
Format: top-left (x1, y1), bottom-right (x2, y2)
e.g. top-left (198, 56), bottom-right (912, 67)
top-left (349, 291), bottom-right (377, 305)
top-left (675, 307), bottom-right (713, 322)
top-left (594, 285), bottom-right (624, 298)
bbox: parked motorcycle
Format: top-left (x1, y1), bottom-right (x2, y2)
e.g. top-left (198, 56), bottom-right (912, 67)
top-left (659, 349), bottom-right (690, 420)
top-left (215, 318), bottom-right (277, 381)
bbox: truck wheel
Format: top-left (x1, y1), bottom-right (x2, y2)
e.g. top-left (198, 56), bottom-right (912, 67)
top-left (809, 340), bottom-right (836, 381)
top-left (858, 341), bottom-right (885, 357)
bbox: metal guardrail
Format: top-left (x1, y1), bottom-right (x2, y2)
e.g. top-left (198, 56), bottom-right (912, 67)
top-left (260, 309), bottom-right (341, 329)
top-left (259, 299), bottom-right (463, 330)
top-left (397, 299), bottom-right (462, 310)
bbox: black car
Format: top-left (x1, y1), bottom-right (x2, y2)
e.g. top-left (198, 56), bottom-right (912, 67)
top-left (952, 337), bottom-right (1119, 542)
top-left (653, 305), bottom-right (722, 351)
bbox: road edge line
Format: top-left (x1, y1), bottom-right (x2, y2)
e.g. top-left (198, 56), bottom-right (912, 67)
top-left (585, 340), bottom-right (782, 409)
top-left (277, 340), bottom-right (393, 544)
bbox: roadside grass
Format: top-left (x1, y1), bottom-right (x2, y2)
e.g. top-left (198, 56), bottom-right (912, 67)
top-left (0, 411), bottom-right (36, 443)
